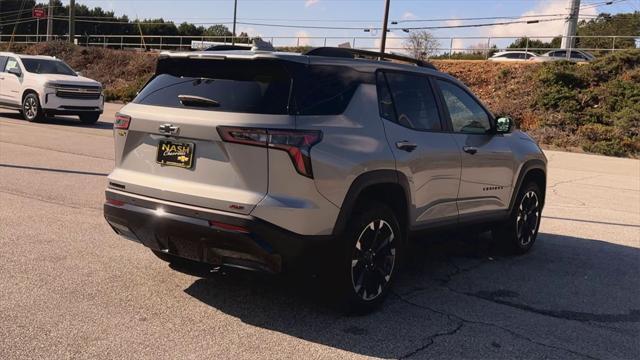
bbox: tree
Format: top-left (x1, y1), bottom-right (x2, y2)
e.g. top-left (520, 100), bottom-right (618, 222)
top-left (177, 22), bottom-right (204, 36)
top-left (403, 30), bottom-right (440, 60)
top-left (508, 37), bottom-right (561, 53)
top-left (203, 24), bottom-right (233, 40)
top-left (577, 12), bottom-right (640, 50)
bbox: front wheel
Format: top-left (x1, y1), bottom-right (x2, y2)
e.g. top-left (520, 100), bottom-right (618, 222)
top-left (337, 202), bottom-right (403, 314)
top-left (493, 182), bottom-right (543, 254)
top-left (22, 93), bottom-right (44, 122)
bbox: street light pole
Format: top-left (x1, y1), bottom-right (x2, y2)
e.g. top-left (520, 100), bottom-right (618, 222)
top-left (69, 0), bottom-right (76, 43)
top-left (561, 0), bottom-right (580, 50)
top-left (46, 0), bottom-right (53, 41)
top-left (379, 0), bottom-right (391, 55)
top-left (232, 0), bottom-right (238, 45)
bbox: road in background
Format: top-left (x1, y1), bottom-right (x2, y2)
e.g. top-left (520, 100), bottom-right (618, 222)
top-left (1, 105), bottom-right (638, 359)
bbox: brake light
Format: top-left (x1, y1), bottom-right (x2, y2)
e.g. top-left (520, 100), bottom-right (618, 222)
top-left (218, 127), bottom-right (322, 178)
top-left (114, 113), bottom-right (131, 130)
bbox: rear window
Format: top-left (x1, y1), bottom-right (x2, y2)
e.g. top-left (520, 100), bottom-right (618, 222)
top-left (134, 58), bottom-right (293, 115)
top-left (134, 58), bottom-right (372, 116)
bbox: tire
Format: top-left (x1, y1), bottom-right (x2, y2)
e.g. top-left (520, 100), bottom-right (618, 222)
top-left (493, 182), bottom-right (543, 255)
top-left (22, 93), bottom-right (44, 122)
top-left (336, 202), bottom-right (403, 314)
top-left (79, 113), bottom-right (100, 124)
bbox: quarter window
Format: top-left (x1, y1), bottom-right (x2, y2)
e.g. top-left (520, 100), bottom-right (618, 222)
top-left (437, 80), bottom-right (491, 134)
top-left (378, 71), bottom-right (442, 131)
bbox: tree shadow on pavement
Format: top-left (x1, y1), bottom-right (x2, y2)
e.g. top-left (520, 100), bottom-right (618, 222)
top-left (182, 232), bottom-right (640, 359)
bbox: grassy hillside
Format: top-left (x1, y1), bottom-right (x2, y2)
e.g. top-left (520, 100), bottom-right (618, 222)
top-left (2, 42), bottom-right (638, 157)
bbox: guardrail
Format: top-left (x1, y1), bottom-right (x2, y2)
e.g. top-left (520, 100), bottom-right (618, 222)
top-left (1, 34), bottom-right (638, 58)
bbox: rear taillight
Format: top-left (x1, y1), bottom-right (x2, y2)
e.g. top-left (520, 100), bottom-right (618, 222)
top-left (114, 113), bottom-right (131, 130)
top-left (218, 126), bottom-right (322, 178)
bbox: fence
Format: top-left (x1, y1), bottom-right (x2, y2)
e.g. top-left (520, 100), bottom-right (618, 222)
top-left (1, 34), bottom-right (638, 58)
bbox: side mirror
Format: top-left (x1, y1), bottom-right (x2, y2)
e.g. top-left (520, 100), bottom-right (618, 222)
top-left (8, 67), bottom-right (21, 77)
top-left (76, 71), bottom-right (83, 77)
top-left (495, 117), bottom-right (513, 134)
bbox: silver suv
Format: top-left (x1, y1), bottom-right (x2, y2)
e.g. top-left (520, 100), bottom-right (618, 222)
top-left (104, 48), bottom-right (546, 312)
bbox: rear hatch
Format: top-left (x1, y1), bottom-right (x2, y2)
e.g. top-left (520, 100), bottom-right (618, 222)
top-left (108, 54), bottom-right (303, 214)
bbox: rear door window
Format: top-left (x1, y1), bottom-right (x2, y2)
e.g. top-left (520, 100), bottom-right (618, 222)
top-left (378, 71), bottom-right (442, 131)
top-left (134, 59), bottom-right (293, 115)
top-left (0, 56), bottom-right (7, 71)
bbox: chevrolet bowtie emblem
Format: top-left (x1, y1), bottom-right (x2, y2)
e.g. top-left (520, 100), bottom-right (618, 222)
top-left (177, 156), bottom-right (189, 162)
top-left (159, 124), bottom-right (179, 135)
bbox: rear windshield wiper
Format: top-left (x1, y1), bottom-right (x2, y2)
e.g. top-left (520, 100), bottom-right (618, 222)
top-left (178, 94), bottom-right (220, 108)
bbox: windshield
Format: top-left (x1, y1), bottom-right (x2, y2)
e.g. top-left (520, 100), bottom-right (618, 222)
top-left (21, 59), bottom-right (76, 76)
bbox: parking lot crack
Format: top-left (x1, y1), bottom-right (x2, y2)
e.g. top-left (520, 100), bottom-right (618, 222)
top-left (462, 290), bottom-right (640, 323)
top-left (392, 292), bottom-right (602, 360)
top-left (399, 322), bottom-right (464, 359)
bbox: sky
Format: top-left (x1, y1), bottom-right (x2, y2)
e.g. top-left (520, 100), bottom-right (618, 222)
top-left (56, 0), bottom-right (639, 50)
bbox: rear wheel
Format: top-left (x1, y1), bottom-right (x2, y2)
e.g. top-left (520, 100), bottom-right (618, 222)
top-left (22, 93), bottom-right (44, 122)
top-left (337, 202), bottom-right (403, 314)
top-left (493, 182), bottom-right (542, 254)
top-left (79, 113), bottom-right (100, 124)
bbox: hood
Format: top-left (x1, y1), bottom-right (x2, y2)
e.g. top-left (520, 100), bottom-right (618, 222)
top-left (42, 74), bottom-right (102, 87)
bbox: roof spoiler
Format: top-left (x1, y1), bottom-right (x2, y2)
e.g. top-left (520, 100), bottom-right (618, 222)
top-left (303, 47), bottom-right (437, 70)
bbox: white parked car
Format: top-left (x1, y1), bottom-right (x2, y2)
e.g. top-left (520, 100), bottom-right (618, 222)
top-left (530, 50), bottom-right (596, 63)
top-left (488, 51), bottom-right (539, 62)
top-left (0, 52), bottom-right (103, 123)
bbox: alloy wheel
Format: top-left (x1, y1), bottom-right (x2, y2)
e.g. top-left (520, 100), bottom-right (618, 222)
top-left (23, 97), bottom-right (37, 120)
top-left (516, 190), bottom-right (540, 246)
top-left (351, 219), bottom-right (396, 301)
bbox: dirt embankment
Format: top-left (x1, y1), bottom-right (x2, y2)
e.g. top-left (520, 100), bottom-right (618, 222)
top-left (3, 42), bottom-right (638, 157)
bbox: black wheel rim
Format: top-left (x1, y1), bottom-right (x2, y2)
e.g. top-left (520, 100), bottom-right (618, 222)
top-left (23, 97), bottom-right (37, 120)
top-left (516, 190), bottom-right (540, 247)
top-left (351, 219), bottom-right (396, 301)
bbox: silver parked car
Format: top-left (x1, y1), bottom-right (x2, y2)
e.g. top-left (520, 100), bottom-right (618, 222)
top-left (104, 47), bottom-right (547, 312)
top-left (531, 49), bottom-right (596, 63)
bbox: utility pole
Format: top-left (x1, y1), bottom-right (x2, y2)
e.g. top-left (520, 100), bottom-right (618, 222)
top-left (46, 0), bottom-right (53, 41)
top-left (379, 0), bottom-right (391, 54)
top-left (232, 0), bottom-right (238, 45)
top-left (561, 0), bottom-right (580, 50)
top-left (69, 0), bottom-right (76, 43)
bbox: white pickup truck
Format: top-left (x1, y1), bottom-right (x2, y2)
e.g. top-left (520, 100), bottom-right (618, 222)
top-left (0, 52), bottom-right (104, 124)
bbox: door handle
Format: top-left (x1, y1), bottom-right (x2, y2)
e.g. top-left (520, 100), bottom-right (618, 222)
top-left (396, 141), bottom-right (417, 152)
top-left (463, 146), bottom-right (478, 155)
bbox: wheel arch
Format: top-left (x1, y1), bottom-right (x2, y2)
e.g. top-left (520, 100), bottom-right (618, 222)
top-left (332, 170), bottom-right (411, 237)
top-left (509, 159), bottom-right (547, 212)
top-left (22, 88), bottom-right (40, 102)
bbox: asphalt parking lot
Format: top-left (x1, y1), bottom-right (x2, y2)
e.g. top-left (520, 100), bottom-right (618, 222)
top-left (1, 104), bottom-right (639, 359)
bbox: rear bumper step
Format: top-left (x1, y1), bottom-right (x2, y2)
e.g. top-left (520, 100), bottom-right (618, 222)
top-left (103, 190), bottom-right (333, 273)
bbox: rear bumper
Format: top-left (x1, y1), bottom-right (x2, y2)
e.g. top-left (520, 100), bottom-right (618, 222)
top-left (103, 190), bottom-right (334, 273)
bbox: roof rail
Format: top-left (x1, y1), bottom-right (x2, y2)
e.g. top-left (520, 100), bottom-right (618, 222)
top-left (303, 47), bottom-right (436, 70)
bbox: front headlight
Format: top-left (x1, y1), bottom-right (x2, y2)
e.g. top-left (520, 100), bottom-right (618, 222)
top-left (43, 82), bottom-right (58, 90)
